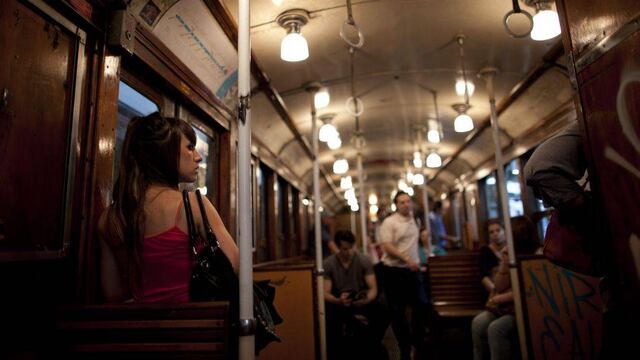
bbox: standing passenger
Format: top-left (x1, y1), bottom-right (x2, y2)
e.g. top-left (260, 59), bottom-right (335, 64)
top-left (429, 201), bottom-right (459, 250)
top-left (98, 113), bottom-right (239, 303)
top-left (379, 192), bottom-right (425, 360)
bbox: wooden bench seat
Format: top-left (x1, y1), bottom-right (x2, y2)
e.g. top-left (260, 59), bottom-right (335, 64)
top-left (57, 301), bottom-right (231, 359)
top-left (427, 253), bottom-right (486, 319)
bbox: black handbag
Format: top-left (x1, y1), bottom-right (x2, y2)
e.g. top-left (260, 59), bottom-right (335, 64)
top-left (183, 190), bottom-right (282, 354)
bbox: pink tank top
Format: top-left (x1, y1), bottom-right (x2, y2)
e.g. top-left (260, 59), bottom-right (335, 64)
top-left (137, 200), bottom-right (192, 303)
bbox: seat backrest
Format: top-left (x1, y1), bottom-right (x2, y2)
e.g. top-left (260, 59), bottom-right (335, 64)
top-left (427, 253), bottom-right (485, 316)
top-left (57, 301), bottom-right (231, 359)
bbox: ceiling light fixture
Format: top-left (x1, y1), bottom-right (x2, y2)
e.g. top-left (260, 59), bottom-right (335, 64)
top-left (427, 119), bottom-right (441, 144)
top-left (318, 113), bottom-right (338, 143)
top-left (530, 2), bottom-right (561, 41)
top-left (327, 134), bottom-right (342, 150)
top-left (340, 176), bottom-right (353, 190)
top-left (452, 103), bottom-right (474, 133)
top-left (277, 9), bottom-right (310, 62)
top-left (413, 174), bottom-right (425, 185)
top-left (426, 150), bottom-right (442, 168)
top-left (314, 87), bottom-right (330, 109)
top-left (333, 157), bottom-right (349, 174)
top-left (455, 78), bottom-right (475, 97)
top-left (453, 34), bottom-right (474, 132)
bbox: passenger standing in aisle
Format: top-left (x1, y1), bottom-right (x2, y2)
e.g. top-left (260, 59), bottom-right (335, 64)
top-left (378, 192), bottom-right (425, 360)
top-left (98, 113), bottom-right (239, 303)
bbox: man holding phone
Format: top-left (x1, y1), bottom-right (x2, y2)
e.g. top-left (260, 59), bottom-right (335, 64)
top-left (324, 230), bottom-right (387, 359)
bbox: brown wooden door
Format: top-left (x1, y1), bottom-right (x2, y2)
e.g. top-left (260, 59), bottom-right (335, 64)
top-left (557, 0), bottom-right (640, 356)
top-left (0, 0), bottom-right (79, 254)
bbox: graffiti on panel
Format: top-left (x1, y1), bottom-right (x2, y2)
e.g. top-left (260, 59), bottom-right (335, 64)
top-left (521, 258), bottom-right (604, 360)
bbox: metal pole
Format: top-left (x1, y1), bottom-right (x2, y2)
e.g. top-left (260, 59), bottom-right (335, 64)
top-left (350, 209), bottom-right (356, 235)
top-left (356, 149), bottom-right (368, 254)
top-left (237, 0), bottom-right (254, 358)
top-left (479, 67), bottom-right (527, 360)
top-left (421, 177), bottom-right (431, 255)
top-left (310, 92), bottom-right (328, 360)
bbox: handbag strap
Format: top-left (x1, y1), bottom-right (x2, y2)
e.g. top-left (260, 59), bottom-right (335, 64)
top-left (195, 189), bottom-right (221, 250)
top-left (182, 190), bottom-right (198, 255)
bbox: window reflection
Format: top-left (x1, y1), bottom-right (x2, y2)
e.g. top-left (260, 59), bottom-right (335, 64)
top-left (505, 159), bottom-right (524, 217)
top-left (115, 81), bottom-right (159, 181)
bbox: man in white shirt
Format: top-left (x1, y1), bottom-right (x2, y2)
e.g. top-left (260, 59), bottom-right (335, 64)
top-left (378, 191), bottom-right (425, 360)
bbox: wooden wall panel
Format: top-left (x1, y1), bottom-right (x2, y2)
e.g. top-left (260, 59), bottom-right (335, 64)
top-left (0, 0), bottom-right (75, 254)
top-left (557, 0), bottom-right (640, 57)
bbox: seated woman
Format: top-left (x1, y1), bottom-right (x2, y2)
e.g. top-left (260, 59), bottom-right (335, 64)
top-left (478, 219), bottom-right (506, 296)
top-left (99, 113), bottom-right (239, 303)
top-left (472, 216), bottom-right (540, 360)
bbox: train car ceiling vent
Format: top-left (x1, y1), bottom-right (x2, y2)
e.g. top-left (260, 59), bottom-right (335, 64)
top-left (276, 9), bottom-right (310, 62)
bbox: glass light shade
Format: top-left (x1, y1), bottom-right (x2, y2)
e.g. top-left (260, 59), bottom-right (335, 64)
top-left (350, 203), bottom-right (359, 212)
top-left (280, 32), bottom-right (309, 62)
top-left (427, 129), bottom-right (441, 144)
top-left (512, 168), bottom-right (520, 176)
top-left (406, 187), bottom-right (414, 196)
top-left (455, 79), bottom-right (475, 97)
top-left (345, 188), bottom-right (356, 201)
top-left (327, 135), bottom-right (342, 150)
top-left (340, 176), bottom-right (353, 190)
top-left (413, 157), bottom-right (423, 168)
top-left (301, 198), bottom-right (310, 206)
top-left (369, 205), bottom-right (379, 215)
top-left (398, 179), bottom-right (408, 191)
top-left (454, 113), bottom-right (474, 132)
top-left (368, 193), bottom-right (378, 205)
top-left (407, 170), bottom-right (414, 183)
top-left (333, 158), bottom-right (349, 174)
top-left (314, 88), bottom-right (330, 109)
top-left (348, 197), bottom-right (358, 206)
top-left (486, 177), bottom-right (496, 185)
top-left (426, 152), bottom-right (442, 168)
top-left (391, 203), bottom-right (397, 212)
top-left (413, 174), bottom-right (424, 185)
top-left (531, 10), bottom-right (561, 41)
top-left (319, 123), bottom-right (338, 142)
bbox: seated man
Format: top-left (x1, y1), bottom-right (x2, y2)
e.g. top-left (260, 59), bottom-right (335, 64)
top-left (324, 230), bottom-right (388, 360)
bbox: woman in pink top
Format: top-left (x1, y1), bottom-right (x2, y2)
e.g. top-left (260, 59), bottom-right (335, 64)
top-left (99, 113), bottom-right (239, 303)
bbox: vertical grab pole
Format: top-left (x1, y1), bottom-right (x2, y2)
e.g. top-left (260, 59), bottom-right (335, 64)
top-left (479, 67), bottom-right (528, 360)
top-left (421, 177), bottom-right (431, 255)
top-left (237, 0), bottom-right (255, 357)
top-left (356, 143), bottom-right (368, 254)
top-left (310, 90), bottom-right (328, 360)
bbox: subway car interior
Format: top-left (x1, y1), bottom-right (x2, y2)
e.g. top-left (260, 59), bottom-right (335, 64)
top-left (1, 0), bottom-right (639, 359)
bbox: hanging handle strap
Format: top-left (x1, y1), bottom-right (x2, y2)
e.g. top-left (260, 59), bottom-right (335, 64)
top-left (503, 0), bottom-right (533, 38)
top-left (182, 190), bottom-right (198, 255)
top-left (195, 189), bottom-right (221, 250)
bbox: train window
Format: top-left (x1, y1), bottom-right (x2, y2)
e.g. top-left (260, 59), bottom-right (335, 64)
top-left (192, 125), bottom-right (218, 204)
top-left (114, 81), bottom-right (160, 180)
top-left (257, 163), bottom-right (270, 262)
top-left (481, 172), bottom-right (500, 219)
top-left (504, 159), bottom-right (524, 217)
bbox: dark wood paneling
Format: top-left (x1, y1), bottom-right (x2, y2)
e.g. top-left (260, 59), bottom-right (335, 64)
top-left (0, 0), bottom-right (75, 253)
top-left (557, 0), bottom-right (640, 57)
top-left (575, 28), bottom-right (640, 312)
top-left (266, 169), bottom-right (278, 261)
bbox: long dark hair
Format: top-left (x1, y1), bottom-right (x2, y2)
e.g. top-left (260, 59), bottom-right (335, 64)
top-left (102, 112), bottom-right (196, 294)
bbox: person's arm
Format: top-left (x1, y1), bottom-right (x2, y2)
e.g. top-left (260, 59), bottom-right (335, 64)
top-left (98, 213), bottom-right (129, 302)
top-left (193, 193), bottom-right (240, 273)
top-left (494, 248), bottom-right (511, 293)
top-left (328, 240), bottom-right (339, 254)
top-left (488, 290), bottom-right (514, 306)
top-left (381, 242), bottom-right (419, 271)
top-left (482, 276), bottom-right (496, 293)
top-left (353, 273), bottom-right (377, 306)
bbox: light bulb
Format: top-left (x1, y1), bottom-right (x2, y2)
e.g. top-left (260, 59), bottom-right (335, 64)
top-left (345, 188), bottom-right (356, 201)
top-left (369, 205), bottom-right (379, 215)
top-left (454, 113), bottom-right (474, 132)
top-left (368, 194), bottom-right (378, 205)
top-left (314, 88), bottom-right (330, 109)
top-left (302, 198), bottom-right (310, 206)
top-left (512, 168), bottom-right (520, 176)
top-left (333, 158), bottom-right (349, 174)
top-left (531, 10), bottom-right (561, 41)
top-left (350, 203), bottom-right (359, 212)
top-left (487, 177), bottom-right (496, 185)
top-left (426, 152), bottom-right (442, 168)
top-left (319, 123), bottom-right (338, 142)
top-left (413, 174), bottom-right (424, 185)
top-left (391, 203), bottom-right (397, 212)
top-left (413, 157), bottom-right (423, 168)
top-left (327, 135), bottom-right (342, 150)
top-left (455, 79), bottom-right (475, 97)
top-left (427, 129), bottom-right (441, 144)
top-left (407, 170), bottom-right (414, 183)
top-left (406, 187), bottom-right (414, 196)
top-left (340, 176), bottom-right (352, 190)
top-left (280, 31), bottom-right (309, 62)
